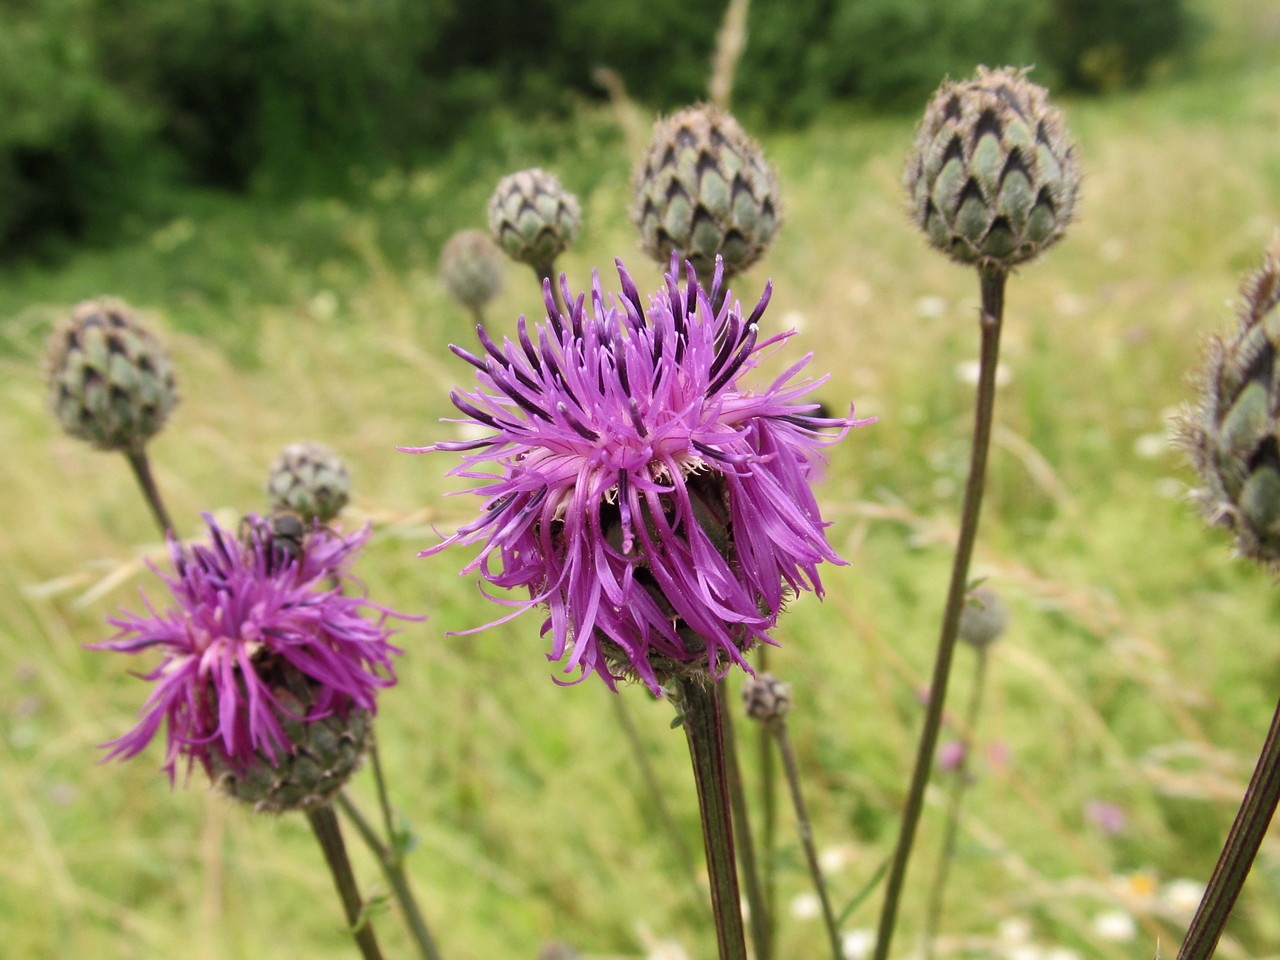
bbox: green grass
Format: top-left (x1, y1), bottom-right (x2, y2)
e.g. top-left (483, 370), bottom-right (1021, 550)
top-left (5, 38), bottom-right (1280, 960)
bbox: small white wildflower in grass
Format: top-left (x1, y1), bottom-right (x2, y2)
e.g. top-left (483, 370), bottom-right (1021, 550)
top-left (1133, 433), bottom-right (1166, 459)
top-left (790, 891), bottom-right (822, 920)
top-left (915, 295), bottom-right (947, 318)
top-left (841, 928), bottom-right (874, 960)
top-left (820, 843), bottom-right (856, 874)
top-left (782, 310), bottom-right (808, 332)
top-left (998, 917), bottom-right (1033, 943)
top-left (1093, 909), bottom-right (1137, 943)
top-left (1162, 878), bottom-right (1205, 916)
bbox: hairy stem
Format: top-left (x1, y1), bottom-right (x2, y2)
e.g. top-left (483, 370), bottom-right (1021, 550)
top-left (1174, 694), bottom-right (1280, 960)
top-left (720, 683), bottom-right (771, 960)
top-left (306, 804), bottom-right (386, 960)
top-left (923, 646), bottom-right (990, 959)
top-left (775, 719), bottom-right (843, 960)
top-left (757, 647), bottom-right (778, 953)
top-left (124, 448), bottom-right (175, 539)
top-left (873, 266), bottom-right (1006, 960)
top-left (336, 792), bottom-right (445, 960)
top-left (677, 676), bottom-right (748, 960)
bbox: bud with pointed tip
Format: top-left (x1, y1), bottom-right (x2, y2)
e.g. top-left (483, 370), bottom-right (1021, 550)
top-left (266, 441), bottom-right (351, 524)
top-left (45, 298), bottom-right (178, 452)
top-left (487, 168), bottom-right (581, 274)
top-left (905, 66), bottom-right (1080, 271)
top-left (632, 103), bottom-right (780, 285)
top-left (440, 228), bottom-right (505, 313)
top-left (1180, 239), bottom-right (1280, 566)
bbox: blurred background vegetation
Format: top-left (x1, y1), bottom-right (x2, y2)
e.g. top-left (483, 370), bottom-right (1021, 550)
top-left (0, 0), bottom-right (1211, 260)
top-left (5, 0), bottom-right (1280, 958)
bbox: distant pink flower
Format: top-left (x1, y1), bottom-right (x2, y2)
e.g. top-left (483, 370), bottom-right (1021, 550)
top-left (937, 739), bottom-right (967, 772)
top-left (406, 257), bottom-right (873, 691)
top-left (95, 514), bottom-right (407, 783)
top-left (1085, 800), bottom-right (1128, 835)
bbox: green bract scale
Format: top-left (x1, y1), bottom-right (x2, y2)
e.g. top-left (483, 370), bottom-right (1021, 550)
top-left (266, 441), bottom-right (351, 524)
top-left (46, 298), bottom-right (178, 453)
top-left (633, 103), bottom-right (780, 284)
top-left (1182, 240), bottom-right (1280, 566)
top-left (210, 662), bottom-right (371, 814)
top-left (440, 228), bottom-right (505, 312)
top-left (486, 168), bottom-right (580, 273)
top-left (906, 66), bottom-right (1079, 271)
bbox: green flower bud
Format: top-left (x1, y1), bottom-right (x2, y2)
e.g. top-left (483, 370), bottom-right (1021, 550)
top-left (440, 228), bottom-right (505, 312)
top-left (905, 67), bottom-right (1080, 271)
top-left (266, 441), bottom-right (351, 524)
top-left (958, 585), bottom-right (1008, 648)
top-left (210, 661), bottom-right (371, 814)
top-left (1181, 239), bottom-right (1280, 565)
top-left (45, 298), bottom-right (178, 452)
top-left (487, 169), bottom-right (581, 273)
top-left (632, 103), bottom-right (780, 284)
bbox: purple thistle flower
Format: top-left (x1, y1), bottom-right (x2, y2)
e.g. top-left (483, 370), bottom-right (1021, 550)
top-left (95, 514), bottom-right (408, 786)
top-left (404, 257), bottom-right (874, 692)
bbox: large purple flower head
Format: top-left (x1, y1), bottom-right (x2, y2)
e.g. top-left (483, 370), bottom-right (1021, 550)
top-left (406, 258), bottom-right (873, 692)
top-left (96, 514), bottom-right (407, 806)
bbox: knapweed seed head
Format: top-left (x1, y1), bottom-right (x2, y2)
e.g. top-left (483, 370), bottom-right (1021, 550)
top-left (487, 168), bottom-right (581, 274)
top-left (906, 67), bottom-right (1079, 271)
top-left (633, 103), bottom-right (780, 285)
top-left (95, 514), bottom-right (408, 811)
top-left (743, 673), bottom-right (792, 723)
top-left (440, 228), bottom-right (505, 312)
top-left (958, 584), bottom-right (1008, 648)
top-left (1179, 238), bottom-right (1280, 566)
top-left (266, 441), bottom-right (351, 524)
top-left (46, 298), bottom-right (178, 452)
top-left (405, 258), bottom-right (873, 692)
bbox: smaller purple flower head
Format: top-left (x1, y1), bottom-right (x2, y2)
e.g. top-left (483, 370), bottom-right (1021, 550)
top-left (96, 513), bottom-right (409, 800)
top-left (404, 257), bottom-right (873, 692)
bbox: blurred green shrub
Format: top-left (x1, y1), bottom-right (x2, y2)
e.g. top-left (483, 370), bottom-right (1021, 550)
top-left (0, 0), bottom-right (1200, 260)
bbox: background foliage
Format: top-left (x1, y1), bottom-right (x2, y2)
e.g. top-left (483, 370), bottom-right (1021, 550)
top-left (1, 0), bottom-right (1198, 257)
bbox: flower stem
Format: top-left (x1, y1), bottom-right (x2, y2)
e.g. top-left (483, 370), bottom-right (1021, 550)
top-left (336, 792), bottom-right (445, 960)
top-left (124, 448), bottom-right (175, 539)
top-left (922, 645), bottom-right (990, 960)
top-left (677, 676), bottom-right (748, 960)
top-left (306, 803), bottom-right (386, 960)
top-left (719, 683), bottom-right (772, 960)
top-left (774, 718), bottom-right (843, 960)
top-left (873, 266), bottom-right (1006, 960)
top-left (1174, 693), bottom-right (1280, 960)
top-left (610, 691), bottom-right (706, 913)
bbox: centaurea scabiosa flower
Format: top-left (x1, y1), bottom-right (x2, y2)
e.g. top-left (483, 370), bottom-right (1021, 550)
top-left (405, 257), bottom-right (873, 693)
top-left (96, 514), bottom-right (407, 812)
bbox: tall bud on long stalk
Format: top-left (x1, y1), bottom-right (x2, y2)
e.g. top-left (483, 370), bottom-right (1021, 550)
top-left (905, 67), bottom-right (1080, 271)
top-left (46, 298), bottom-right (178, 453)
top-left (1180, 240), bottom-right (1280, 566)
top-left (632, 103), bottom-right (780, 286)
top-left (487, 168), bottom-right (581, 277)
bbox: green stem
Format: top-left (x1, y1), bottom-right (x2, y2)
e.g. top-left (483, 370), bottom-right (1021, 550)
top-left (922, 646), bottom-right (990, 959)
top-left (609, 691), bottom-right (705, 912)
top-left (1174, 694), bottom-right (1280, 960)
top-left (873, 266), bottom-right (1006, 960)
top-left (336, 792), bottom-right (445, 960)
top-left (677, 676), bottom-right (749, 960)
top-left (124, 448), bottom-right (175, 539)
top-left (305, 804), bottom-right (386, 960)
top-left (719, 683), bottom-right (772, 960)
top-left (774, 719), bottom-right (843, 960)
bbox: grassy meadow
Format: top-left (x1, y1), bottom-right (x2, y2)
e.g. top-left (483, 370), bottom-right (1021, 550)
top-left (4, 22), bottom-right (1280, 960)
